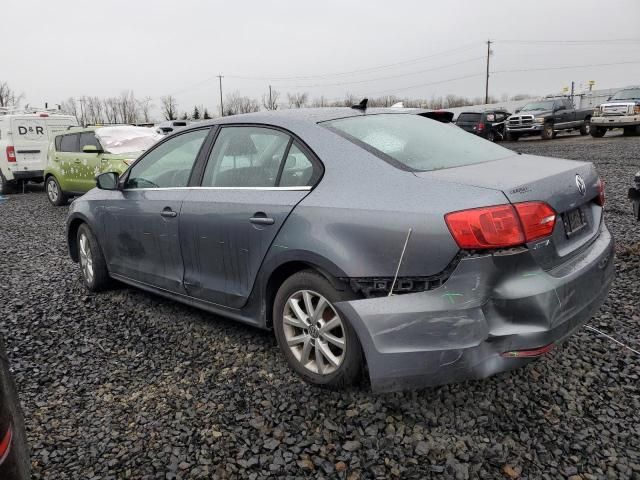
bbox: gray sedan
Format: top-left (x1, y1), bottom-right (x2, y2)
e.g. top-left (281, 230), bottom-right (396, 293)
top-left (66, 107), bottom-right (615, 392)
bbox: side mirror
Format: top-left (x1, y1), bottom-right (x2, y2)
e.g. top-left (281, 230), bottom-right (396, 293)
top-left (606, 96), bottom-right (612, 101)
top-left (514, 108), bottom-right (521, 113)
top-left (83, 145), bottom-right (103, 154)
top-left (96, 172), bottom-right (119, 190)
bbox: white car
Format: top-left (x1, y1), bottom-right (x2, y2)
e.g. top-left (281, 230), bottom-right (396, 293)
top-left (0, 110), bottom-right (77, 194)
top-left (591, 87), bottom-right (640, 138)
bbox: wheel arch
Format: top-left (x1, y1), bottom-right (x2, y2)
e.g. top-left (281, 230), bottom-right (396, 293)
top-left (67, 214), bottom-right (93, 262)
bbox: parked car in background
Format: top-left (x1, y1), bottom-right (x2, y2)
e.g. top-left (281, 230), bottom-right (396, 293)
top-left (44, 126), bottom-right (161, 206)
top-left (0, 109), bottom-right (77, 194)
top-left (0, 336), bottom-right (30, 480)
top-left (630, 171), bottom-right (640, 220)
top-left (156, 120), bottom-right (190, 135)
top-left (591, 87), bottom-right (640, 137)
top-left (65, 107), bottom-right (614, 392)
top-left (506, 98), bottom-right (592, 140)
top-left (455, 109), bottom-right (510, 142)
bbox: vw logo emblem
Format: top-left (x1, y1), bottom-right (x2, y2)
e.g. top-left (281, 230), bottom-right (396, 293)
top-left (575, 174), bottom-right (586, 196)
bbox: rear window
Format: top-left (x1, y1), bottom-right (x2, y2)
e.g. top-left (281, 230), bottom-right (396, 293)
top-left (324, 114), bottom-right (512, 172)
top-left (456, 113), bottom-right (481, 123)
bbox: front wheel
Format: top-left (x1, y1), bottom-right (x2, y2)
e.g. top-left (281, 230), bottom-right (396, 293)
top-left (45, 176), bottom-right (67, 206)
top-left (580, 118), bottom-right (591, 136)
top-left (273, 270), bottom-right (363, 389)
top-left (590, 126), bottom-right (606, 138)
top-left (77, 224), bottom-right (111, 292)
top-left (541, 123), bottom-right (554, 140)
top-left (506, 131), bottom-right (520, 141)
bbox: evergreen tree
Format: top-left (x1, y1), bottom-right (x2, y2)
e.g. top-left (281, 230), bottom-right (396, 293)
top-left (193, 106), bottom-right (200, 120)
top-left (181, 112), bottom-right (189, 120)
top-left (203, 108), bottom-right (211, 119)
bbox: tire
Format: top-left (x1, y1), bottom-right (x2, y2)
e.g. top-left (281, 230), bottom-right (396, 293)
top-left (580, 118), bottom-right (591, 136)
top-left (273, 270), bottom-right (363, 389)
top-left (487, 130), bottom-right (496, 142)
top-left (506, 131), bottom-right (520, 141)
top-left (77, 223), bottom-right (111, 292)
top-left (541, 122), bottom-right (554, 140)
top-left (590, 126), bottom-right (606, 138)
top-left (45, 176), bottom-right (68, 206)
top-left (0, 170), bottom-right (16, 195)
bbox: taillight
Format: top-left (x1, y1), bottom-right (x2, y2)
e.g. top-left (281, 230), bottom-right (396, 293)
top-left (445, 201), bottom-right (556, 249)
top-left (0, 424), bottom-right (12, 465)
top-left (477, 122), bottom-right (485, 131)
top-left (596, 178), bottom-right (605, 206)
top-left (6, 146), bottom-right (16, 162)
top-left (514, 202), bottom-right (556, 242)
top-left (634, 105), bottom-right (640, 115)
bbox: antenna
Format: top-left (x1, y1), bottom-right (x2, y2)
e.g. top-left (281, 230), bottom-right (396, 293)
top-left (351, 98), bottom-right (368, 111)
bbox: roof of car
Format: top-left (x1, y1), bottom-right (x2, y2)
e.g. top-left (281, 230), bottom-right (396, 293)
top-left (196, 107), bottom-right (430, 130)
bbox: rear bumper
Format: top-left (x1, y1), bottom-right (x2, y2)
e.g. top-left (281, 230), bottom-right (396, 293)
top-left (5, 170), bottom-right (44, 182)
top-left (336, 224), bottom-right (615, 392)
top-left (592, 115), bottom-right (640, 127)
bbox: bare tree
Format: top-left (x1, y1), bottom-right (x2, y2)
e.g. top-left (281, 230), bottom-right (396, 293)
top-left (161, 95), bottom-right (178, 120)
top-left (0, 82), bottom-right (24, 108)
top-left (225, 91), bottom-right (260, 115)
top-left (116, 90), bottom-right (139, 124)
top-left (311, 96), bottom-right (328, 107)
top-left (262, 88), bottom-right (280, 110)
top-left (60, 97), bottom-right (80, 123)
top-left (84, 96), bottom-right (105, 125)
top-left (137, 96), bottom-right (153, 123)
top-left (287, 92), bottom-right (308, 109)
top-left (103, 97), bottom-right (120, 123)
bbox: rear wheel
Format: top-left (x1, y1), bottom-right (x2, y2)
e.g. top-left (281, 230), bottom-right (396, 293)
top-left (45, 176), bottom-right (67, 206)
top-left (541, 122), bottom-right (555, 140)
top-left (580, 118), bottom-right (591, 135)
top-left (273, 270), bottom-right (363, 389)
top-left (487, 130), bottom-right (496, 142)
top-left (77, 224), bottom-right (111, 292)
top-left (590, 126), bottom-right (606, 138)
top-left (0, 170), bottom-right (16, 195)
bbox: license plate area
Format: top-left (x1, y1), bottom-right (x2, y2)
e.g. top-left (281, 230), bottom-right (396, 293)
top-left (563, 207), bottom-right (587, 237)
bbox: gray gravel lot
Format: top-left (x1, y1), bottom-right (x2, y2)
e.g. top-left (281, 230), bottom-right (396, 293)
top-left (1, 133), bottom-right (639, 479)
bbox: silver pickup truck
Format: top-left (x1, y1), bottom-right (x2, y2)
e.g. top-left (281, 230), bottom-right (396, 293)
top-left (591, 87), bottom-right (640, 138)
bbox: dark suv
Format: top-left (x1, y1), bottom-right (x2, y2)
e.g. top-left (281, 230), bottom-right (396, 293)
top-left (455, 109), bottom-right (510, 142)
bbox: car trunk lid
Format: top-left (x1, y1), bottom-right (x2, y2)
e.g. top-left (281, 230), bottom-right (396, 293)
top-left (416, 154), bottom-right (602, 269)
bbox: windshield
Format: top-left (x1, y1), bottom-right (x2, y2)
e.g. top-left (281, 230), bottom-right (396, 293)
top-left (95, 126), bottom-right (162, 154)
top-left (325, 114), bottom-right (513, 172)
top-left (520, 101), bottom-right (554, 111)
top-left (610, 88), bottom-right (640, 101)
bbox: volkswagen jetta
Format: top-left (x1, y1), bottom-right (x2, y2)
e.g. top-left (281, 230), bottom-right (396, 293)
top-left (66, 107), bottom-right (614, 392)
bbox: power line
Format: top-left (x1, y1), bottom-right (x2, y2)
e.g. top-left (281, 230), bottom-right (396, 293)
top-left (496, 38), bottom-right (640, 44)
top-left (275, 56), bottom-right (485, 88)
top-left (364, 73), bottom-right (484, 97)
top-left (225, 42), bottom-right (481, 81)
top-left (492, 59), bottom-right (640, 74)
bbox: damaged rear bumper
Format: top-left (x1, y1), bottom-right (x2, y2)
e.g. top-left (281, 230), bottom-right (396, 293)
top-left (335, 225), bottom-right (615, 393)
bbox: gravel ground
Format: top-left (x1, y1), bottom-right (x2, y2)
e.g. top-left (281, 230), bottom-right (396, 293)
top-left (1, 133), bottom-right (639, 480)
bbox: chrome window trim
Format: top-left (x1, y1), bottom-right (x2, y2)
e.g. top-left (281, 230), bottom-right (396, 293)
top-left (122, 186), bottom-right (312, 192)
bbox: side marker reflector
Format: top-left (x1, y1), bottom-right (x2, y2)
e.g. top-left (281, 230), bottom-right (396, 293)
top-left (500, 343), bottom-right (554, 358)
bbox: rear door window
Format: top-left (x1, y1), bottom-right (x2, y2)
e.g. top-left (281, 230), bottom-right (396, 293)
top-left (325, 113), bottom-right (512, 172)
top-left (202, 127), bottom-right (291, 187)
top-left (59, 134), bottom-right (80, 152)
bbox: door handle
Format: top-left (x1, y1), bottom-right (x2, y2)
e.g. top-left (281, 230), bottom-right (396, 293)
top-left (160, 208), bottom-right (178, 218)
top-left (250, 212), bottom-right (275, 225)
top-left (74, 159), bottom-right (82, 163)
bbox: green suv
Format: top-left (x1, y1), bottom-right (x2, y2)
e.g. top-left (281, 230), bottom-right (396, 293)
top-left (44, 125), bottom-right (160, 206)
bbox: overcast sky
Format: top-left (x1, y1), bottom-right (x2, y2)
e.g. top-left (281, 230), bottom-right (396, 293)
top-left (4, 0), bottom-right (640, 118)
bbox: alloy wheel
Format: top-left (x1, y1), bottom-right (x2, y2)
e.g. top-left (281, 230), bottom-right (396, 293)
top-left (79, 233), bottom-right (94, 284)
top-left (47, 179), bottom-right (59, 203)
top-left (282, 290), bottom-right (346, 375)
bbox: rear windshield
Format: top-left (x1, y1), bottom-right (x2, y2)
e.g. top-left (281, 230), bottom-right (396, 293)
top-left (324, 114), bottom-right (512, 172)
top-left (456, 113), bottom-right (481, 123)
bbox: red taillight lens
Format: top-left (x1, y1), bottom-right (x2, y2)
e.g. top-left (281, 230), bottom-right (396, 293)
top-left (514, 202), bottom-right (556, 242)
top-left (6, 146), bottom-right (16, 162)
top-left (445, 205), bottom-right (524, 249)
top-left (596, 178), bottom-right (605, 206)
top-left (0, 424), bottom-right (13, 465)
top-left (477, 122), bottom-right (485, 131)
top-left (500, 343), bottom-right (554, 358)
top-left (445, 201), bottom-right (556, 249)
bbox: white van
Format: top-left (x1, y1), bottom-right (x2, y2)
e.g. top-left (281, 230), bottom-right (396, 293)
top-left (0, 111), bottom-right (78, 194)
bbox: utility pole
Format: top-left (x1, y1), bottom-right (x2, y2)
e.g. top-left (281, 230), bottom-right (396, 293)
top-left (485, 40), bottom-right (491, 105)
top-left (217, 75), bottom-right (224, 117)
top-left (570, 81), bottom-right (575, 102)
top-left (269, 85), bottom-right (273, 110)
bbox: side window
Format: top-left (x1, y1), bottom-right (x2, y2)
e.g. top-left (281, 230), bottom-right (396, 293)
top-left (494, 113), bottom-right (505, 122)
top-left (279, 144), bottom-right (315, 187)
top-left (125, 129), bottom-right (209, 189)
top-left (59, 134), bottom-right (80, 152)
top-left (79, 132), bottom-right (101, 151)
top-left (202, 127), bottom-right (290, 187)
